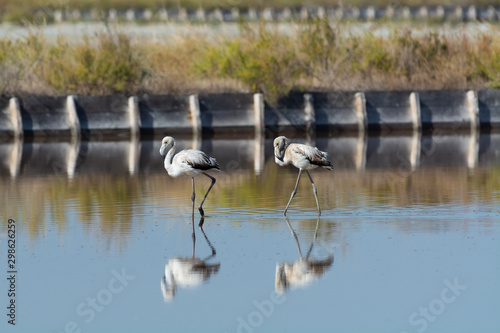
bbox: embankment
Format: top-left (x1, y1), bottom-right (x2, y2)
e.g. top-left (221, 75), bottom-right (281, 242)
top-left (2, 90), bottom-right (500, 139)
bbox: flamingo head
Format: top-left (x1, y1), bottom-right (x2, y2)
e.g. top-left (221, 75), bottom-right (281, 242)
top-left (273, 136), bottom-right (288, 162)
top-left (159, 136), bottom-right (175, 157)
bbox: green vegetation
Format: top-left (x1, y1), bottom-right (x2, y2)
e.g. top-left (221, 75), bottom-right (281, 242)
top-left (43, 33), bottom-right (143, 94)
top-left (2, 20), bottom-right (500, 101)
top-left (194, 25), bottom-right (301, 100)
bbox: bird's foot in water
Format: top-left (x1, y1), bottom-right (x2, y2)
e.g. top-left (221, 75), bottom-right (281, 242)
top-left (198, 207), bottom-right (205, 217)
top-left (198, 216), bottom-right (205, 227)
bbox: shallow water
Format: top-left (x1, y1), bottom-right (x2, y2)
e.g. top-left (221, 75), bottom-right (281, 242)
top-left (1, 132), bottom-right (499, 333)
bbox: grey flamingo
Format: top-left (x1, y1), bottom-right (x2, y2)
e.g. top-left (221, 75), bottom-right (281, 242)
top-left (273, 136), bottom-right (333, 215)
top-left (275, 217), bottom-right (334, 293)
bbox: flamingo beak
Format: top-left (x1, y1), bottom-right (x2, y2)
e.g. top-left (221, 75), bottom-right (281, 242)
top-left (159, 145), bottom-right (167, 157)
top-left (275, 263), bottom-right (287, 294)
top-left (274, 144), bottom-right (284, 162)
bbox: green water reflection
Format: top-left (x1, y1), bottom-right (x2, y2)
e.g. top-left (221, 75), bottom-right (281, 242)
top-left (2, 132), bottom-right (500, 247)
top-left (2, 162), bottom-right (500, 242)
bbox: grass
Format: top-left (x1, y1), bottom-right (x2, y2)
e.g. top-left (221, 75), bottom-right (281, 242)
top-left (42, 33), bottom-right (143, 94)
top-left (1, 20), bottom-right (500, 101)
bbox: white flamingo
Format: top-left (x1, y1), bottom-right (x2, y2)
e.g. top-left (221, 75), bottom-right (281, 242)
top-left (160, 136), bottom-right (220, 229)
top-left (273, 136), bottom-right (333, 215)
top-left (161, 257), bottom-right (221, 301)
top-left (275, 217), bottom-right (334, 294)
top-left (161, 222), bottom-right (220, 301)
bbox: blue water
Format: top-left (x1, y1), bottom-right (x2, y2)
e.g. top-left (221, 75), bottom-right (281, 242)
top-left (1, 133), bottom-right (499, 333)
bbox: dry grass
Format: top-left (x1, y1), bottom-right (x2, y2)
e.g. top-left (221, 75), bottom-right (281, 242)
top-left (1, 21), bottom-right (500, 100)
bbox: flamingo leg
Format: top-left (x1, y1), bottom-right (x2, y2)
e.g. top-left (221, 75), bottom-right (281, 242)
top-left (198, 172), bottom-right (216, 217)
top-left (305, 216), bottom-right (321, 259)
top-left (306, 170), bottom-right (321, 215)
top-left (285, 217), bottom-right (303, 259)
top-left (199, 220), bottom-right (217, 259)
top-left (191, 177), bottom-right (196, 239)
top-left (284, 169), bottom-right (302, 216)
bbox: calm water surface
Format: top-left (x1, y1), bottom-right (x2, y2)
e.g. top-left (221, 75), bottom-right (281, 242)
top-left (1, 132), bottom-right (499, 333)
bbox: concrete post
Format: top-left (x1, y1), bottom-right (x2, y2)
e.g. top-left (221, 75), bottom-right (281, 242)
top-left (351, 7), bottom-right (360, 19)
top-left (355, 131), bottom-right (367, 171)
top-left (466, 90), bottom-right (479, 169)
top-left (128, 96), bottom-right (141, 137)
top-left (178, 8), bottom-right (188, 21)
top-left (366, 6), bottom-right (376, 20)
top-left (9, 137), bottom-right (22, 178)
top-left (466, 90), bottom-right (479, 130)
top-left (354, 92), bottom-right (367, 132)
top-left (253, 93), bottom-right (265, 134)
top-left (409, 130), bottom-right (421, 170)
top-left (418, 7), bottom-right (429, 19)
top-left (435, 6), bottom-right (445, 19)
top-left (128, 136), bottom-right (141, 175)
top-left (401, 7), bottom-right (411, 19)
top-left (158, 8), bottom-right (169, 21)
top-left (108, 9), bottom-right (117, 21)
top-left (231, 8), bottom-right (240, 21)
top-left (467, 130), bottom-right (479, 169)
top-left (126, 9), bottom-right (135, 21)
top-left (485, 6), bottom-right (496, 21)
top-left (143, 9), bottom-right (153, 20)
top-left (248, 8), bottom-right (257, 20)
top-left (454, 6), bottom-right (463, 20)
top-left (66, 136), bottom-right (80, 179)
top-left (66, 95), bottom-right (81, 137)
top-left (409, 92), bottom-right (422, 131)
top-left (189, 94), bottom-right (202, 135)
top-left (304, 93), bottom-right (315, 135)
top-left (300, 7), bottom-right (309, 20)
top-left (262, 8), bottom-right (273, 21)
top-left (385, 6), bottom-right (395, 18)
top-left (467, 6), bottom-right (477, 21)
top-left (253, 132), bottom-right (264, 175)
top-left (9, 97), bottom-right (23, 138)
top-left (196, 8), bottom-right (206, 21)
top-left (212, 9), bottom-right (223, 22)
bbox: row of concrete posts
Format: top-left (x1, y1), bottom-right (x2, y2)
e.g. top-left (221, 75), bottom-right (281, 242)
top-left (40, 5), bottom-right (500, 23)
top-left (1, 90), bottom-right (500, 139)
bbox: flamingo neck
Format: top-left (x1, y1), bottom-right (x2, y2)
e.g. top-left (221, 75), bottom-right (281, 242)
top-left (162, 266), bottom-right (177, 301)
top-left (164, 143), bottom-right (176, 173)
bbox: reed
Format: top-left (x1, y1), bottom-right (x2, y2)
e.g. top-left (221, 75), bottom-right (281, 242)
top-left (1, 20), bottom-right (500, 100)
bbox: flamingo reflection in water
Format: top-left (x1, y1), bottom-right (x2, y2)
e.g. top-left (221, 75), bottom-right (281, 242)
top-left (275, 217), bottom-right (334, 294)
top-left (161, 219), bottom-right (220, 301)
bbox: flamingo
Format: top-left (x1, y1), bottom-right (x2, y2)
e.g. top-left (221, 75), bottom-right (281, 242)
top-left (275, 217), bottom-right (334, 294)
top-left (161, 220), bottom-right (220, 301)
top-left (273, 136), bottom-right (333, 215)
top-left (160, 136), bottom-right (220, 230)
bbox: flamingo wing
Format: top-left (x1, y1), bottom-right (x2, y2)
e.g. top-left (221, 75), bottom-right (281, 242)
top-left (183, 150), bottom-right (220, 171)
top-left (293, 145), bottom-right (333, 169)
